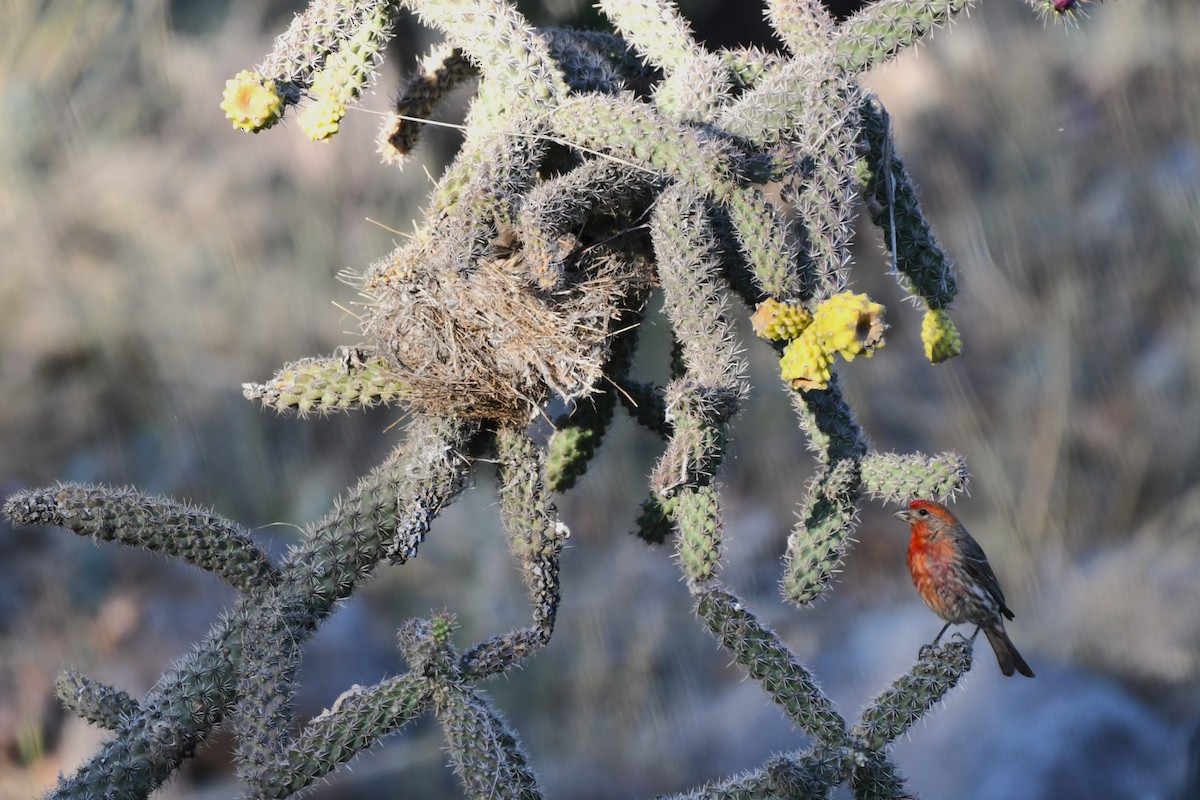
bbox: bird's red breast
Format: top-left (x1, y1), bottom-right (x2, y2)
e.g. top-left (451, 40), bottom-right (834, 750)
top-left (906, 519), bottom-right (963, 618)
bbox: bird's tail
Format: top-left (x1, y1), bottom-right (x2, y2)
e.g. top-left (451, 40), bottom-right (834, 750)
top-left (984, 625), bottom-right (1035, 678)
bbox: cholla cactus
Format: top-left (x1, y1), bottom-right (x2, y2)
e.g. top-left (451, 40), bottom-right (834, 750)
top-left (5, 1), bottom-right (1084, 797)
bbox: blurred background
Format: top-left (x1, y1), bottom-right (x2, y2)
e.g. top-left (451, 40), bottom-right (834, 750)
top-left (2, 0), bottom-right (1199, 797)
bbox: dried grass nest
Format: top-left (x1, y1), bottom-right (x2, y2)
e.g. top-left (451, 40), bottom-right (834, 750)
top-left (361, 233), bottom-right (653, 421)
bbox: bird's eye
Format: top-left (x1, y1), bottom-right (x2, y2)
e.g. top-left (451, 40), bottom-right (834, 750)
top-left (917, 509), bottom-right (929, 517)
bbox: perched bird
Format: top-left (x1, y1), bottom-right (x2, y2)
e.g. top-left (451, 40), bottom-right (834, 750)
top-left (893, 499), bottom-right (1035, 678)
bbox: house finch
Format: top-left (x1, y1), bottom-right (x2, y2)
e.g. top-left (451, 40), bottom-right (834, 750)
top-left (893, 499), bottom-right (1034, 678)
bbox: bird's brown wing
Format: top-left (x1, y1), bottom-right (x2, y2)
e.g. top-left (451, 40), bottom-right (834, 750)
top-left (958, 533), bottom-right (1016, 620)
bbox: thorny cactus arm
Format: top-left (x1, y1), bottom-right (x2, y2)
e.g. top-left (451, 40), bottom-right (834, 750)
top-left (279, 416), bottom-right (479, 587)
top-left (458, 425), bottom-right (568, 680)
top-left (54, 672), bottom-right (138, 731)
top-left (697, 588), bottom-right (847, 744)
top-left (3, 416), bottom-right (476, 798)
top-left (766, 0), bottom-right (836, 54)
top-left (597, 0), bottom-right (732, 122)
top-left (403, 0), bottom-right (568, 102)
top-left (435, 684), bottom-right (544, 798)
top-left (781, 379), bottom-right (868, 605)
top-left (856, 98), bottom-right (958, 310)
top-left (861, 451), bottom-right (970, 504)
top-left (4, 484), bottom-right (279, 594)
top-left (834, 0), bottom-right (974, 74)
top-left (233, 591), bottom-right (307, 796)
top-left (660, 746), bottom-right (844, 800)
top-left (852, 638), bottom-right (974, 751)
top-left (243, 348), bottom-right (408, 416)
top-left (378, 43), bottom-right (476, 162)
top-left (6, 0), bottom-right (1095, 796)
top-left (648, 184), bottom-right (745, 583)
top-left (856, 96), bottom-right (965, 362)
top-left (850, 751), bottom-right (914, 800)
top-left (243, 674), bottom-right (429, 798)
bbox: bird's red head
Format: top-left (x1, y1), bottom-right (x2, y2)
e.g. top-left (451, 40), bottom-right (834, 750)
top-left (892, 499), bottom-right (958, 531)
top-left (909, 498), bottom-right (944, 515)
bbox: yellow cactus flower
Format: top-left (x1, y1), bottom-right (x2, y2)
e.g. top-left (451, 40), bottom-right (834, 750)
top-left (751, 298), bottom-right (812, 342)
top-left (221, 70), bottom-right (283, 133)
top-left (780, 327), bottom-right (833, 391)
top-left (309, 69), bottom-right (345, 105)
top-left (297, 95), bottom-right (347, 142)
top-left (812, 291), bottom-right (886, 361)
top-left (922, 308), bottom-right (962, 364)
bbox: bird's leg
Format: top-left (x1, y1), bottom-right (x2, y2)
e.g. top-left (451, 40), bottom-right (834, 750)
top-left (919, 622), bottom-right (953, 658)
top-left (969, 625), bottom-right (982, 643)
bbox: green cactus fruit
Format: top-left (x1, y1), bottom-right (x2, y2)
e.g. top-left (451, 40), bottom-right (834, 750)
top-left (751, 298), bottom-right (813, 342)
top-left (811, 291), bottom-right (887, 362)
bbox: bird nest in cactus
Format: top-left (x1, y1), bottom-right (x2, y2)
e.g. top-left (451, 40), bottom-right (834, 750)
top-left (360, 227), bottom-right (654, 421)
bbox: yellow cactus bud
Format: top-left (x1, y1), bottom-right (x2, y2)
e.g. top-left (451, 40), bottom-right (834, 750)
top-left (221, 70), bottom-right (283, 133)
top-left (812, 291), bottom-right (886, 361)
top-left (779, 327), bottom-right (833, 391)
top-left (751, 299), bottom-right (813, 342)
top-left (922, 308), bottom-right (962, 364)
top-left (309, 70), bottom-right (343, 103)
top-left (297, 95), bottom-right (347, 141)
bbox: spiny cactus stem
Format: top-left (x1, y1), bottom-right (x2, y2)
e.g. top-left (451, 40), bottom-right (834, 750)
top-left (245, 674), bottom-right (432, 798)
top-left (655, 745), bottom-right (850, 799)
top-left (458, 426), bottom-right (567, 680)
top-left (435, 683), bottom-right (544, 798)
top-left (857, 97), bottom-right (958, 309)
top-left (696, 587), bottom-right (848, 746)
top-left (279, 417), bottom-right (478, 603)
top-left (849, 748), bottom-right (914, 800)
top-left (2, 484), bottom-right (279, 595)
top-left (852, 637), bottom-right (973, 750)
top-left (55, 672), bottom-right (139, 731)
top-left (39, 421), bottom-right (473, 798)
top-left (233, 592), bottom-right (305, 795)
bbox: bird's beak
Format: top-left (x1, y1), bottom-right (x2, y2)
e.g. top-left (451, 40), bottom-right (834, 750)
top-left (892, 509), bottom-right (914, 523)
